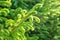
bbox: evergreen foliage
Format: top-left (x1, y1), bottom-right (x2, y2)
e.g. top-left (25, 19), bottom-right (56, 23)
top-left (0, 0), bottom-right (60, 40)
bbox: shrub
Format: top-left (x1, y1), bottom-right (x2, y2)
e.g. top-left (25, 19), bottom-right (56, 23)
top-left (0, 0), bottom-right (60, 40)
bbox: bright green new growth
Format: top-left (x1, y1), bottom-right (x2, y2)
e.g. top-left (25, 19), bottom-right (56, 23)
top-left (0, 0), bottom-right (11, 7)
top-left (0, 0), bottom-right (40, 40)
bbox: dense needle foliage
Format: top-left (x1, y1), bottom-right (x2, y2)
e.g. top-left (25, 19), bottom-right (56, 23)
top-left (0, 0), bottom-right (60, 40)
